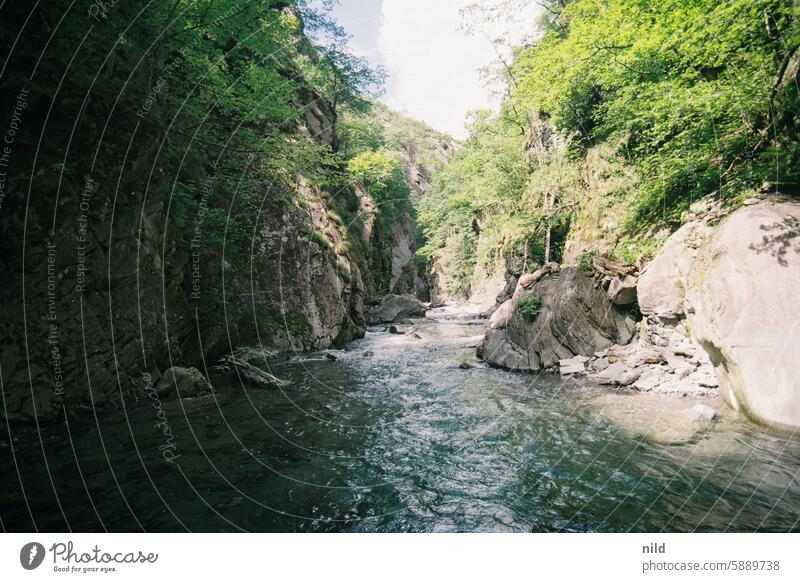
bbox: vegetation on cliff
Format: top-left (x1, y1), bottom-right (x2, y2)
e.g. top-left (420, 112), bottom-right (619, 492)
top-left (418, 0), bottom-right (800, 297)
top-left (338, 103), bottom-right (454, 294)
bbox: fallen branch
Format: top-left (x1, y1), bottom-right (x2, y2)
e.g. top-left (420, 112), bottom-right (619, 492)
top-left (220, 355), bottom-right (290, 388)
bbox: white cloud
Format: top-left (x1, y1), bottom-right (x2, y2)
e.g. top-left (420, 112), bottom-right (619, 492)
top-left (377, 0), bottom-right (537, 139)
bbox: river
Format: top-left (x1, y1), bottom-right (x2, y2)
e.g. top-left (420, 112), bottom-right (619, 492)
top-left (2, 313), bottom-right (799, 532)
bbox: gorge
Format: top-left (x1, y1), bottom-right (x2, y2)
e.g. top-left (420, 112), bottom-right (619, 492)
top-left (1, 0), bottom-right (800, 533)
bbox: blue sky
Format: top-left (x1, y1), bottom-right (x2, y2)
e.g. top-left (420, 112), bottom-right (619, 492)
top-left (329, 0), bottom-right (539, 139)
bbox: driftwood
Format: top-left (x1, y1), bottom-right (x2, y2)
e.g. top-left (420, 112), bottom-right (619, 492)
top-left (219, 355), bottom-right (289, 388)
top-left (518, 261), bottom-right (561, 289)
top-left (590, 254), bottom-right (638, 289)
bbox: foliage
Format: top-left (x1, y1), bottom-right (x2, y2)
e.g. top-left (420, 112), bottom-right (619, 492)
top-left (577, 250), bottom-right (599, 272)
top-left (309, 231), bottom-right (332, 250)
top-left (517, 296), bottom-right (542, 320)
top-left (0, 0), bottom-right (388, 274)
top-left (511, 0), bottom-right (800, 229)
top-left (420, 0), bottom-right (800, 297)
top-left (337, 102), bottom-right (454, 293)
top-left (417, 111), bottom-right (533, 294)
top-left (258, 307), bottom-right (312, 337)
top-left (614, 236), bottom-right (669, 264)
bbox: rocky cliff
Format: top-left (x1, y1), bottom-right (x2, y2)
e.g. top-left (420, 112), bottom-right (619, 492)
top-left (0, 3), bottom-right (450, 424)
top-left (0, 90), bottom-right (368, 423)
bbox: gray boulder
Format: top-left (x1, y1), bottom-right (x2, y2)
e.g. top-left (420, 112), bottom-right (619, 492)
top-left (685, 200), bottom-right (800, 430)
top-left (157, 366), bottom-right (213, 399)
top-left (607, 274), bottom-right (638, 305)
top-left (637, 221), bottom-right (712, 318)
top-left (367, 294), bottom-right (428, 324)
top-left (478, 268), bottom-right (637, 371)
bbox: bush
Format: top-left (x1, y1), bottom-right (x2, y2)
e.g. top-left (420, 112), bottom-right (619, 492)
top-left (517, 295), bottom-right (542, 320)
top-left (577, 250), bottom-right (599, 272)
top-left (615, 236), bottom-right (667, 264)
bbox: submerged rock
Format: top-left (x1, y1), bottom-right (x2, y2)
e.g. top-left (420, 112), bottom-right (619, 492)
top-left (478, 267), bottom-right (637, 371)
top-left (157, 366), bottom-right (213, 399)
top-left (591, 392), bottom-right (720, 444)
top-left (684, 403), bottom-right (717, 423)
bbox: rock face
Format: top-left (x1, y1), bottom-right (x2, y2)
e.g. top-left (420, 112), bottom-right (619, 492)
top-left (466, 262), bottom-right (508, 316)
top-left (637, 220), bottom-right (712, 319)
top-left (0, 92), bottom-right (435, 423)
top-left (685, 200), bottom-right (800, 429)
top-left (264, 176), bottom-right (370, 352)
top-left (478, 267), bottom-right (637, 371)
top-left (367, 294), bottom-right (428, 324)
top-left (591, 198), bottom-right (800, 430)
top-left (387, 213), bottom-right (430, 301)
top-left (157, 367), bottom-right (213, 399)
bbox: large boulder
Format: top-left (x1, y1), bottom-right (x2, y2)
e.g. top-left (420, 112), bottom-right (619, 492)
top-left (478, 267), bottom-right (637, 371)
top-left (685, 200), bottom-right (800, 430)
top-left (637, 221), bottom-right (712, 318)
top-left (367, 294), bottom-right (428, 324)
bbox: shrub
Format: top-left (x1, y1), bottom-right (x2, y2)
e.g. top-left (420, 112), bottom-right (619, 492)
top-left (334, 240), bottom-right (352, 255)
top-left (517, 295), bottom-right (542, 320)
top-left (577, 250), bottom-right (599, 272)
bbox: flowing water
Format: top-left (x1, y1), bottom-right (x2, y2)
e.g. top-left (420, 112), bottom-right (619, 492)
top-left (2, 314), bottom-right (800, 532)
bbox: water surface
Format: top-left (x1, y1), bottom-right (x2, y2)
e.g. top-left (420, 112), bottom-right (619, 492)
top-left (2, 316), bottom-right (799, 532)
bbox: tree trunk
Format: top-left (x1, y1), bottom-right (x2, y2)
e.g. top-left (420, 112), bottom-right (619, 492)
top-left (544, 189), bottom-right (553, 263)
top-left (544, 228), bottom-right (552, 264)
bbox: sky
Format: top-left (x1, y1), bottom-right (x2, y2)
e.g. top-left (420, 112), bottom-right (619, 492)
top-left (330, 0), bottom-right (540, 139)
